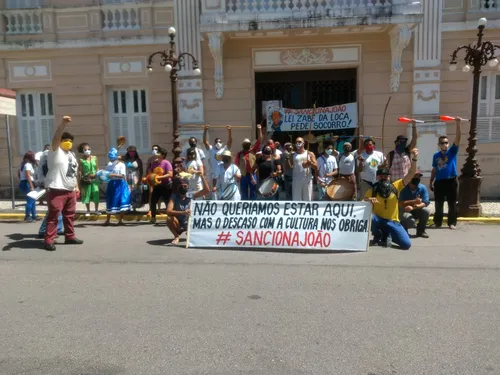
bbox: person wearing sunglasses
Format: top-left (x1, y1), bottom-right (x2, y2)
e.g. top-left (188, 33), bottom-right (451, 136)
top-left (430, 117), bottom-right (462, 230)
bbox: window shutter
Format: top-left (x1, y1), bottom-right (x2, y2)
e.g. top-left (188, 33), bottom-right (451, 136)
top-left (20, 119), bottom-right (31, 154)
top-left (476, 118), bottom-right (491, 143)
top-left (478, 75), bottom-right (489, 117)
top-left (491, 118), bottom-right (500, 142)
top-left (133, 114), bottom-right (149, 152)
top-left (112, 115), bottom-right (129, 143)
top-left (40, 118), bottom-right (53, 147)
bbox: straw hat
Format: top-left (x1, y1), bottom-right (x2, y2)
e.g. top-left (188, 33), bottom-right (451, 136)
top-left (221, 150), bottom-right (233, 158)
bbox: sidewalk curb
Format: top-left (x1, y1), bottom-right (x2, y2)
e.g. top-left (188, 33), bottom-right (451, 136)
top-left (0, 213), bottom-right (499, 223)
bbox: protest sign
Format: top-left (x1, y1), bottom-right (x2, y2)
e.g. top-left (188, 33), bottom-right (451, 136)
top-left (266, 103), bottom-right (357, 132)
top-left (187, 201), bottom-right (371, 252)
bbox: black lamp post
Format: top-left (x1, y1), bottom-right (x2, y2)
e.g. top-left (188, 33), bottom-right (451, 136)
top-left (449, 17), bottom-right (498, 217)
top-left (147, 26), bottom-right (201, 173)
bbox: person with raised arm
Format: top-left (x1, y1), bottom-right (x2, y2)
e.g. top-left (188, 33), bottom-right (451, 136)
top-left (44, 116), bottom-right (83, 251)
top-left (430, 117), bottom-right (462, 230)
top-left (287, 136), bottom-right (317, 201)
top-left (203, 125), bottom-right (232, 193)
top-left (364, 148), bottom-right (419, 250)
top-left (234, 124), bottom-right (263, 200)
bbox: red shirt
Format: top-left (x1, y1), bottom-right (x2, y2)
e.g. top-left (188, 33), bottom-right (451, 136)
top-left (235, 141), bottom-right (261, 174)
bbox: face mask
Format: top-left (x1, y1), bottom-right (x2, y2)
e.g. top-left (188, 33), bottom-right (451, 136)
top-left (263, 148), bottom-right (272, 156)
top-left (326, 149), bottom-right (333, 155)
top-left (243, 144), bottom-right (251, 151)
top-left (178, 186), bottom-right (188, 195)
top-left (60, 141), bottom-right (73, 152)
top-left (188, 153), bottom-right (196, 160)
top-left (296, 142), bottom-right (304, 149)
top-left (343, 147), bottom-right (351, 153)
top-left (411, 178), bottom-right (421, 185)
top-left (152, 150), bottom-right (159, 156)
top-left (222, 157), bottom-right (231, 164)
top-left (365, 145), bottom-right (374, 153)
top-left (128, 151), bottom-right (136, 158)
top-left (215, 142), bottom-right (222, 150)
top-left (189, 142), bottom-right (197, 148)
top-left (396, 143), bottom-right (406, 152)
top-left (83, 149), bottom-right (91, 156)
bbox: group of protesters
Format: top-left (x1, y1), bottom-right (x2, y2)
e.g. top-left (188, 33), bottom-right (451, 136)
top-left (18, 114), bottom-right (462, 251)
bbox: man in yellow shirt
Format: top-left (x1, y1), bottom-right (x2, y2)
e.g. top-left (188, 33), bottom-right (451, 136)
top-left (364, 149), bottom-right (419, 250)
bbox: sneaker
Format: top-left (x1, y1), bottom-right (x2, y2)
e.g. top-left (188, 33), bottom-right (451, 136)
top-left (449, 225), bottom-right (456, 230)
top-left (369, 239), bottom-right (380, 247)
top-left (44, 243), bottom-right (56, 251)
top-left (381, 239), bottom-right (392, 248)
top-left (417, 231), bottom-right (429, 238)
top-left (85, 213), bottom-right (90, 217)
top-left (94, 211), bottom-right (101, 216)
top-left (64, 238), bottom-right (84, 245)
top-left (150, 218), bottom-right (156, 224)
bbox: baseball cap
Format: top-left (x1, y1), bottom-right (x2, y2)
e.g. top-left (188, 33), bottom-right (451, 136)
top-left (377, 167), bottom-right (391, 176)
top-left (242, 138), bottom-right (251, 144)
top-left (414, 170), bottom-right (423, 177)
top-left (395, 135), bottom-right (408, 142)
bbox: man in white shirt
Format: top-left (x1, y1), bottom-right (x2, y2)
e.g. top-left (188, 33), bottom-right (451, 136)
top-left (34, 144), bottom-right (50, 167)
top-left (333, 141), bottom-right (356, 200)
top-left (287, 137), bottom-right (317, 201)
top-left (188, 136), bottom-right (206, 170)
top-left (202, 125), bottom-right (232, 191)
top-left (354, 136), bottom-right (385, 199)
top-left (44, 116), bottom-right (83, 251)
top-left (316, 142), bottom-right (338, 200)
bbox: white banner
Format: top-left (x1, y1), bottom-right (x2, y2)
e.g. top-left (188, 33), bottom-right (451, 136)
top-left (266, 103), bottom-right (357, 132)
top-left (187, 201), bottom-right (372, 252)
top-left (0, 95), bottom-right (16, 116)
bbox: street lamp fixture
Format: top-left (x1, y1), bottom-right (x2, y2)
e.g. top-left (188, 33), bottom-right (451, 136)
top-left (146, 26), bottom-right (201, 173)
top-left (448, 17), bottom-right (499, 217)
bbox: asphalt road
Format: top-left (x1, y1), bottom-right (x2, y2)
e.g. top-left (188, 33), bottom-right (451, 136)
top-left (1, 221), bottom-right (499, 375)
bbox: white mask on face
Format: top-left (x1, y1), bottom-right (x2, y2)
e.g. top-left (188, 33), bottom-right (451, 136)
top-left (326, 149), bottom-right (332, 155)
top-left (296, 142), bottom-right (304, 149)
top-left (84, 150), bottom-right (91, 156)
top-left (152, 150), bottom-right (159, 156)
top-left (215, 142), bottom-right (222, 150)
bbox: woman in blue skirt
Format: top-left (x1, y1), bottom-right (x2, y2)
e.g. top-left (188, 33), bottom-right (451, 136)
top-left (104, 148), bottom-right (130, 226)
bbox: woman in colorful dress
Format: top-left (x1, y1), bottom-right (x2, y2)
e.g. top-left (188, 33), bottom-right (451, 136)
top-left (104, 148), bottom-right (131, 226)
top-left (124, 145), bottom-right (144, 211)
top-left (18, 151), bottom-right (38, 222)
top-left (185, 147), bottom-right (204, 198)
top-left (78, 143), bottom-right (100, 216)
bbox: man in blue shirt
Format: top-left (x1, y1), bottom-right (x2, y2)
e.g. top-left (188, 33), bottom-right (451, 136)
top-left (430, 118), bottom-right (462, 230)
top-left (399, 171), bottom-right (430, 238)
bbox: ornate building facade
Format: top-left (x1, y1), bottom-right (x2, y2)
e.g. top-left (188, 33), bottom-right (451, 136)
top-left (0, 0), bottom-right (499, 197)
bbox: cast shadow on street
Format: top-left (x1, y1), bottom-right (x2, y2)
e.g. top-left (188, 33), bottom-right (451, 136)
top-left (2, 236), bottom-right (44, 251)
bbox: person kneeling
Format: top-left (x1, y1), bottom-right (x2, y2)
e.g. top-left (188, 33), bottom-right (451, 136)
top-left (166, 174), bottom-right (209, 246)
top-left (364, 149), bottom-right (419, 250)
top-left (398, 171), bottom-right (430, 238)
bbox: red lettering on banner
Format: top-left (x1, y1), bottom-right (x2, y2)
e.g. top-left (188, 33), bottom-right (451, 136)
top-left (232, 230), bottom-right (330, 248)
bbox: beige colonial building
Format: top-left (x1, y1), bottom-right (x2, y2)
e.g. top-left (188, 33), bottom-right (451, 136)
top-left (0, 0), bottom-right (499, 197)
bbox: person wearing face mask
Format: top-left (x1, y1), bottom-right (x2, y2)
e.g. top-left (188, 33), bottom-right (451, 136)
top-left (44, 116), bottom-right (83, 251)
top-left (355, 136), bottom-right (385, 199)
top-left (386, 121), bottom-right (417, 181)
top-left (185, 147), bottom-right (204, 198)
top-left (149, 147), bottom-right (173, 224)
top-left (213, 150), bottom-right (242, 201)
top-left (254, 145), bottom-right (282, 200)
top-left (103, 148), bottom-right (131, 226)
top-left (332, 141), bottom-right (357, 200)
top-left (235, 124), bottom-right (263, 200)
top-left (282, 143), bottom-right (294, 200)
top-left (316, 143), bottom-right (338, 200)
top-left (78, 143), bottom-right (100, 216)
top-left (202, 125), bottom-right (232, 193)
top-left (430, 118), bottom-right (462, 230)
top-left (398, 171), bottom-right (430, 238)
top-left (364, 148), bottom-right (419, 250)
top-left (187, 137), bottom-right (206, 168)
top-left (146, 145), bottom-right (162, 215)
top-left (287, 137), bottom-right (317, 201)
top-left (124, 146), bottom-right (144, 211)
top-left (166, 174), bottom-right (210, 246)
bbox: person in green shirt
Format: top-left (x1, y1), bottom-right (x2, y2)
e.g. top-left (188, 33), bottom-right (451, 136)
top-left (78, 143), bottom-right (100, 215)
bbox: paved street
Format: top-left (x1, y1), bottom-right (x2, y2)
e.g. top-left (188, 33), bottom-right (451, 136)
top-left (1, 222), bottom-right (499, 375)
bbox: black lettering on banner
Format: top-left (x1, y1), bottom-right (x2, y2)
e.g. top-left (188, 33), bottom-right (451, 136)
top-left (285, 217), bottom-right (319, 231)
top-left (338, 219), bottom-right (368, 232)
top-left (192, 217), bottom-right (213, 230)
top-left (194, 201), bottom-right (217, 216)
top-left (222, 216), bottom-right (258, 229)
top-left (260, 217), bottom-right (275, 229)
top-left (276, 217), bottom-right (283, 229)
top-left (215, 217), bottom-right (222, 228)
top-left (322, 203), bottom-right (354, 218)
top-left (320, 218), bottom-right (336, 231)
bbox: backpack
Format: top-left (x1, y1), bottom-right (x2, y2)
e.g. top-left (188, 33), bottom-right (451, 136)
top-left (388, 147), bottom-right (410, 169)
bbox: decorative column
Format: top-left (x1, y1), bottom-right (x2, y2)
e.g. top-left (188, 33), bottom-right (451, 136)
top-left (208, 32), bottom-right (225, 99)
top-left (409, 0), bottom-right (444, 177)
top-left (389, 24), bottom-right (413, 92)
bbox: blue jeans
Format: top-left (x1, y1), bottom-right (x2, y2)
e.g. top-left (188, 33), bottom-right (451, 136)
top-left (19, 180), bottom-right (36, 220)
top-left (240, 174), bottom-right (257, 201)
top-left (371, 214), bottom-right (412, 250)
top-left (39, 214), bottom-right (63, 235)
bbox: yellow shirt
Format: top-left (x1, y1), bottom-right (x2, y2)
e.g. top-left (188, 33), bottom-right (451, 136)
top-left (364, 179), bottom-right (405, 222)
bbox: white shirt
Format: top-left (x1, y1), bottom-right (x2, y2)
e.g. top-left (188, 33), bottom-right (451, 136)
top-left (35, 151), bottom-right (43, 162)
top-left (194, 147), bottom-right (206, 165)
top-left (46, 148), bottom-right (78, 191)
top-left (106, 161), bottom-right (126, 180)
top-left (317, 154), bottom-right (338, 185)
top-left (186, 159), bottom-right (203, 192)
top-left (216, 163), bottom-right (241, 201)
top-left (208, 145), bottom-right (227, 177)
top-left (35, 150), bottom-right (49, 185)
top-left (355, 150), bottom-right (385, 183)
top-left (337, 153), bottom-right (355, 175)
top-left (292, 152), bottom-right (312, 182)
top-left (20, 162), bottom-right (34, 181)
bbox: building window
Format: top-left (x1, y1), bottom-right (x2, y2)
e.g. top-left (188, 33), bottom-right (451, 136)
top-left (5, 0), bottom-right (43, 9)
top-left (17, 92), bottom-right (54, 154)
top-left (108, 88), bottom-right (150, 153)
top-left (478, 73), bottom-right (500, 143)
